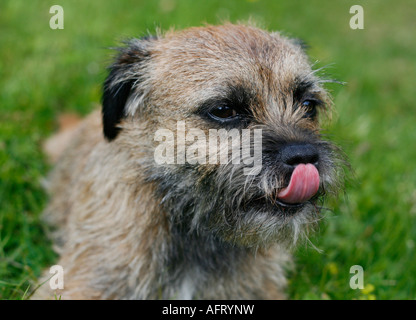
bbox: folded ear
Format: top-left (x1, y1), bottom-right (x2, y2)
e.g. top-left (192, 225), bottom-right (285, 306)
top-left (289, 38), bottom-right (309, 51)
top-left (102, 38), bottom-right (153, 141)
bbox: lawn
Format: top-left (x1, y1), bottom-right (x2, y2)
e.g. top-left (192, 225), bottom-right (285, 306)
top-left (1, 0), bottom-right (415, 299)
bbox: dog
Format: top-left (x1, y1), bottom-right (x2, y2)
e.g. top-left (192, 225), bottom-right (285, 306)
top-left (33, 23), bottom-right (344, 299)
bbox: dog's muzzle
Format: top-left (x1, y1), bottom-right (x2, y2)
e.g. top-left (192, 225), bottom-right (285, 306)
top-left (276, 143), bottom-right (320, 205)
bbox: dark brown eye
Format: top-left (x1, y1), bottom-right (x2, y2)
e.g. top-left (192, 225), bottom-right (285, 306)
top-left (209, 106), bottom-right (238, 120)
top-left (301, 100), bottom-right (318, 119)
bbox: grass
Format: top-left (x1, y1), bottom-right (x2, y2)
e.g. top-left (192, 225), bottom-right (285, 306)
top-left (1, 0), bottom-right (415, 299)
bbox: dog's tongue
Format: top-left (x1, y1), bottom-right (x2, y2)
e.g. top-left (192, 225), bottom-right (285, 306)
top-left (277, 164), bottom-right (320, 204)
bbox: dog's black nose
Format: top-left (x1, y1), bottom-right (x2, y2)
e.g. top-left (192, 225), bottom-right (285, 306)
top-left (279, 143), bottom-right (319, 167)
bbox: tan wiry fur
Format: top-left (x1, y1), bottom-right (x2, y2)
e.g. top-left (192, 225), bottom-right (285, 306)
top-left (33, 23), bottom-right (343, 299)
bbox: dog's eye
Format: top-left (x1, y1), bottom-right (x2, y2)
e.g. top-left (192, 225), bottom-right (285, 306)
top-left (301, 100), bottom-right (318, 119)
top-left (208, 106), bottom-right (238, 120)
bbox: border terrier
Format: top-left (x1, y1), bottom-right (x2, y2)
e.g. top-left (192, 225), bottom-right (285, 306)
top-left (34, 23), bottom-right (344, 299)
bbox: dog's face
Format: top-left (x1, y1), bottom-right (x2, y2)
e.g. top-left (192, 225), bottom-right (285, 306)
top-left (102, 24), bottom-right (343, 248)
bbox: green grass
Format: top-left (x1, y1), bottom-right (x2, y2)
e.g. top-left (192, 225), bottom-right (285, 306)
top-left (1, 0), bottom-right (415, 299)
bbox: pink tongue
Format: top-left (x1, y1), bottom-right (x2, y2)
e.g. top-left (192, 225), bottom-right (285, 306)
top-left (277, 164), bottom-right (320, 204)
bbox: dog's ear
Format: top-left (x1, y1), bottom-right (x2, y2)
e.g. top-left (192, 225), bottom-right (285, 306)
top-left (102, 37), bottom-right (154, 141)
top-left (290, 38), bottom-right (309, 51)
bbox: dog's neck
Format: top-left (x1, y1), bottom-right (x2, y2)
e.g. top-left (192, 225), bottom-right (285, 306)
top-left (160, 222), bottom-right (250, 299)
top-left (139, 171), bottom-right (260, 299)
top-left (168, 222), bottom-right (248, 271)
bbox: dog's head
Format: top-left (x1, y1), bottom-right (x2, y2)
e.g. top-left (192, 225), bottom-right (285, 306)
top-left (102, 23), bottom-right (345, 248)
